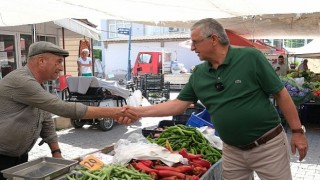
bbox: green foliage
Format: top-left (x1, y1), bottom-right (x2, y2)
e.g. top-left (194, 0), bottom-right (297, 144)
top-left (284, 39), bottom-right (313, 48)
top-left (93, 49), bottom-right (102, 60)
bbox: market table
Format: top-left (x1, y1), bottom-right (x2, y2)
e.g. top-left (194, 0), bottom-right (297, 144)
top-left (299, 101), bottom-right (320, 124)
top-left (74, 145), bottom-right (223, 180)
top-left (2, 144), bottom-right (223, 180)
top-left (200, 159), bottom-right (222, 180)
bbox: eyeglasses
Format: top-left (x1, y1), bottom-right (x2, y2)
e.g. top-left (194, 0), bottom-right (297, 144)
top-left (191, 35), bottom-right (212, 46)
top-left (215, 82), bottom-right (225, 91)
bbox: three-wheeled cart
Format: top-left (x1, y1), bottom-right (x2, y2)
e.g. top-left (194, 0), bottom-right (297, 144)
top-left (64, 77), bottom-right (129, 131)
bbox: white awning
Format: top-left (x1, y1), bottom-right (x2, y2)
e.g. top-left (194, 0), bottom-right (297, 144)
top-left (53, 19), bottom-right (101, 40)
top-left (1, 0), bottom-right (320, 38)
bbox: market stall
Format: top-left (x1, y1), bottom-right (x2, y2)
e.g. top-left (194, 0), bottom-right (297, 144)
top-left (281, 70), bottom-right (320, 123)
top-left (1, 123), bottom-right (223, 180)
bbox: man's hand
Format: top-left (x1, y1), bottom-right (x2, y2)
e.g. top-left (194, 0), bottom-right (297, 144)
top-left (114, 106), bottom-right (140, 125)
top-left (291, 133), bottom-right (308, 161)
top-left (52, 152), bottom-right (63, 159)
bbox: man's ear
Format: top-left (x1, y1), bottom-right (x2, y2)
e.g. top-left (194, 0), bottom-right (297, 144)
top-left (211, 34), bottom-right (219, 45)
top-left (37, 55), bottom-right (46, 66)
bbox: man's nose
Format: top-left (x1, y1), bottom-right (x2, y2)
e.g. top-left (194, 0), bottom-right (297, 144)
top-left (191, 44), bottom-right (196, 51)
top-left (58, 64), bottom-right (64, 71)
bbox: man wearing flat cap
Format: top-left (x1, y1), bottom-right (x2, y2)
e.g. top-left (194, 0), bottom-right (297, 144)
top-left (0, 41), bottom-right (139, 179)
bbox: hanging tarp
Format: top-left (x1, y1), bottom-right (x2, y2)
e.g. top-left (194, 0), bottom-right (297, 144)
top-left (286, 39), bottom-right (320, 58)
top-left (178, 30), bottom-right (271, 52)
top-left (0, 0), bottom-right (320, 38)
top-left (54, 19), bottom-right (101, 40)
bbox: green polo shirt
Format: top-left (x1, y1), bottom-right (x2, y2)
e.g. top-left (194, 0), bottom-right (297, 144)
top-left (178, 46), bottom-right (284, 146)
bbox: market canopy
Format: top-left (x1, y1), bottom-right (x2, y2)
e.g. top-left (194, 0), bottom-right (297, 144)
top-left (286, 39), bottom-right (320, 58)
top-left (53, 19), bottom-right (101, 40)
top-left (178, 30), bottom-right (272, 53)
top-left (225, 30), bottom-right (271, 52)
top-left (1, 0), bottom-right (320, 39)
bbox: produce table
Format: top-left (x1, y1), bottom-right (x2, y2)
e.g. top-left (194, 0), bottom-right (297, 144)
top-left (200, 159), bottom-right (222, 180)
top-left (299, 102), bottom-right (320, 124)
top-left (2, 143), bottom-right (223, 180)
top-left (75, 145), bottom-right (223, 180)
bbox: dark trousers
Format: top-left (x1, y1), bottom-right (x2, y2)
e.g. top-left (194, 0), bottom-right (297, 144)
top-left (0, 153), bottom-right (28, 180)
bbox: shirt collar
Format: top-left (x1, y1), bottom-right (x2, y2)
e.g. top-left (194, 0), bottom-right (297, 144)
top-left (205, 46), bottom-right (235, 72)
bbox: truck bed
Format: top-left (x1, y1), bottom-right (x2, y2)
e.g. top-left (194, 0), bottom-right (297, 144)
top-left (164, 73), bottom-right (191, 90)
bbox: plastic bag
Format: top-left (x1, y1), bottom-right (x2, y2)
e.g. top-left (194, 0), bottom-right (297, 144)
top-left (197, 126), bottom-right (223, 150)
top-left (112, 133), bottom-right (187, 166)
top-left (128, 90), bottom-right (143, 107)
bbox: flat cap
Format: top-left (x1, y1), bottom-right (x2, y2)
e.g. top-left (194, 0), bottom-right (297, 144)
top-left (28, 41), bottom-right (69, 58)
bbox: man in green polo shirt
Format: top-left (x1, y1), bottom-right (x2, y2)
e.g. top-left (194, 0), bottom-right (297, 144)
top-left (122, 18), bottom-right (308, 180)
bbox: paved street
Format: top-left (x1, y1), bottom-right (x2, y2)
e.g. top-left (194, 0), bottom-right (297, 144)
top-left (29, 115), bottom-right (170, 160)
top-left (288, 124), bottom-right (320, 180)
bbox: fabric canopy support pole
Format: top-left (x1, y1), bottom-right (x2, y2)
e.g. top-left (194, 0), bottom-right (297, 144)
top-left (32, 24), bottom-right (37, 43)
top-left (53, 19), bottom-right (101, 41)
top-left (62, 27), bottom-right (66, 75)
top-left (91, 38), bottom-right (95, 75)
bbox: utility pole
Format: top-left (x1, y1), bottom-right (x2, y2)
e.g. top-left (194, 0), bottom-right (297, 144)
top-left (117, 27), bottom-right (132, 81)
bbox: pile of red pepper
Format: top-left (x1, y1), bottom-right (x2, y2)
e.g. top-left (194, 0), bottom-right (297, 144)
top-left (130, 148), bottom-right (211, 180)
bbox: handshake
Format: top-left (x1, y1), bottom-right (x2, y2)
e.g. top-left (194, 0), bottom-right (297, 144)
top-left (115, 105), bottom-right (141, 125)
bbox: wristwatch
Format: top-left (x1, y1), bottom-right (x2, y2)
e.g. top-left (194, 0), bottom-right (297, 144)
top-left (291, 125), bottom-right (306, 134)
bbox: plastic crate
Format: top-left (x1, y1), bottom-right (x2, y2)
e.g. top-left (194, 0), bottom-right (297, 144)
top-left (172, 114), bottom-right (191, 122)
top-left (172, 103), bottom-right (205, 123)
top-left (142, 120), bottom-right (188, 138)
top-left (184, 103), bottom-right (205, 115)
top-left (141, 128), bottom-right (163, 138)
top-left (186, 109), bottom-right (214, 128)
top-left (158, 120), bottom-right (187, 128)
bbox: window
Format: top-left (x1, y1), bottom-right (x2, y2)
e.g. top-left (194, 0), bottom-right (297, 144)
top-left (169, 27), bottom-right (179, 32)
top-left (20, 34), bottom-right (32, 66)
top-left (283, 39), bottom-right (312, 48)
top-left (93, 39), bottom-right (101, 46)
top-left (37, 35), bottom-right (56, 44)
top-left (139, 54), bottom-right (152, 64)
top-left (108, 20), bottom-right (131, 38)
top-left (0, 34), bottom-right (17, 70)
top-left (19, 35), bottom-right (56, 66)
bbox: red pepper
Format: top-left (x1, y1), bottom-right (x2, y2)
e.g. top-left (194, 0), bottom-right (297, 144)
top-left (191, 158), bottom-right (211, 169)
top-left (131, 162), bottom-right (138, 169)
top-left (154, 165), bottom-right (193, 173)
top-left (178, 148), bottom-right (202, 160)
top-left (154, 165), bottom-right (178, 171)
top-left (134, 162), bottom-right (158, 174)
top-left (185, 175), bottom-right (200, 180)
top-left (174, 165), bottom-right (193, 173)
top-left (178, 148), bottom-right (189, 159)
top-left (187, 153), bottom-right (202, 160)
top-left (157, 170), bottom-right (186, 179)
top-left (139, 160), bottom-right (154, 167)
top-left (189, 161), bottom-right (203, 168)
top-left (193, 166), bottom-right (207, 176)
top-left (150, 172), bottom-right (159, 180)
top-left (159, 176), bottom-right (177, 180)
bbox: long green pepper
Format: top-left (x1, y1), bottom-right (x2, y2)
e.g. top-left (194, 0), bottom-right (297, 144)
top-left (149, 125), bottom-right (222, 164)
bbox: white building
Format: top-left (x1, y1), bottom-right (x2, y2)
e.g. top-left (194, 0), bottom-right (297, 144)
top-left (95, 20), bottom-right (201, 80)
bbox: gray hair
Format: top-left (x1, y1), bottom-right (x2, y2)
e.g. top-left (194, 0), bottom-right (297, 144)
top-left (191, 18), bottom-right (229, 45)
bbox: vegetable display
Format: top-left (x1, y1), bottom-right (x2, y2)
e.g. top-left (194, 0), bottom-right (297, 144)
top-left (67, 164), bottom-right (153, 180)
top-left (67, 125), bottom-right (222, 179)
top-left (285, 70), bottom-right (320, 103)
top-left (148, 125), bottom-right (222, 164)
top-left (280, 77), bottom-right (311, 97)
top-left (129, 148), bottom-right (213, 180)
